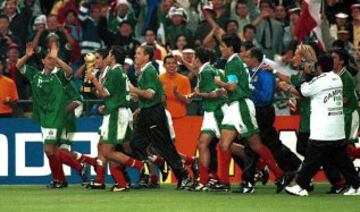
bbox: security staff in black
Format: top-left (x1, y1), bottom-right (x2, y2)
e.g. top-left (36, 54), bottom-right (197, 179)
top-left (129, 45), bottom-right (192, 189)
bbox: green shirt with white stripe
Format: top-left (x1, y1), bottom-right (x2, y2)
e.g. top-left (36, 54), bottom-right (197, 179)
top-left (20, 65), bottom-right (68, 128)
top-left (198, 63), bottom-right (227, 112)
top-left (137, 63), bottom-right (163, 108)
top-left (224, 54), bottom-right (252, 102)
top-left (103, 64), bottom-right (131, 114)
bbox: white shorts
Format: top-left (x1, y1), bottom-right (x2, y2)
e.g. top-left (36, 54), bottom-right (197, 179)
top-left (165, 109), bottom-right (176, 140)
top-left (201, 104), bottom-right (228, 139)
top-left (221, 99), bottom-right (259, 138)
top-left (350, 110), bottom-right (360, 141)
top-left (41, 127), bottom-right (58, 143)
top-left (100, 108), bottom-right (133, 143)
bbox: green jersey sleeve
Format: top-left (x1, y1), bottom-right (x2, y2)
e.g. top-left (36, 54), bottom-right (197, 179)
top-left (20, 65), bottom-right (38, 81)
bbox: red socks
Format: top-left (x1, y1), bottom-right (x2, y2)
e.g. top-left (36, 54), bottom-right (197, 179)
top-left (256, 145), bottom-right (283, 178)
top-left (58, 150), bottom-right (82, 171)
top-left (124, 157), bottom-right (144, 170)
top-left (95, 159), bottom-right (105, 183)
top-left (109, 165), bottom-right (127, 187)
top-left (256, 158), bottom-right (266, 170)
top-left (348, 145), bottom-right (360, 158)
top-left (150, 175), bottom-right (159, 185)
top-left (79, 155), bottom-right (97, 167)
top-left (199, 161), bottom-right (209, 185)
top-left (219, 150), bottom-right (232, 184)
top-left (184, 156), bottom-right (195, 166)
top-left (47, 154), bottom-right (65, 182)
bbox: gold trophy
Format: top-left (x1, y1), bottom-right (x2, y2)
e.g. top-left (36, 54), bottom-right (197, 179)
top-left (80, 53), bottom-right (96, 94)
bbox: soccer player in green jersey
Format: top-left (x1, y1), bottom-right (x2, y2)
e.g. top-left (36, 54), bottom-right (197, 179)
top-left (87, 46), bottom-right (145, 192)
top-left (214, 33), bottom-right (287, 193)
top-left (129, 45), bottom-right (192, 189)
top-left (16, 43), bottom-right (78, 188)
top-left (190, 47), bottom-right (229, 191)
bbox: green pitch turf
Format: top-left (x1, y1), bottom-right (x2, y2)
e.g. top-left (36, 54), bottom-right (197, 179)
top-left (0, 184), bottom-right (359, 212)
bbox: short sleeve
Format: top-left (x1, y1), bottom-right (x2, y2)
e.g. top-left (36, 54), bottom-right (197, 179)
top-left (19, 65), bottom-right (37, 81)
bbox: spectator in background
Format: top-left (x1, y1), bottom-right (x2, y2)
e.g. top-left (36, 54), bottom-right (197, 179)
top-left (3, 0), bottom-right (32, 45)
top-left (78, 2), bottom-right (104, 55)
top-left (98, 18), bottom-right (140, 60)
top-left (274, 4), bottom-right (287, 26)
top-left (62, 9), bottom-right (82, 65)
top-left (252, 0), bottom-right (284, 59)
top-left (107, 0), bottom-right (136, 33)
top-left (283, 7), bottom-right (301, 50)
top-left (242, 24), bottom-right (260, 48)
top-left (329, 12), bottom-right (350, 41)
top-left (230, 0), bottom-right (250, 35)
top-left (142, 28), bottom-right (167, 61)
top-left (177, 45), bottom-right (197, 90)
top-left (351, 4), bottom-right (360, 51)
top-left (160, 54), bottom-right (191, 119)
top-left (0, 61), bottom-right (18, 117)
top-left (166, 7), bottom-right (193, 49)
top-left (211, 0), bottom-right (230, 28)
top-left (0, 14), bottom-right (21, 62)
top-left (5, 43), bottom-right (28, 99)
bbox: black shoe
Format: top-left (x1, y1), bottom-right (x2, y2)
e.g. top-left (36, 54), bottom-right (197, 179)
top-left (86, 180), bottom-right (106, 189)
top-left (177, 176), bottom-right (193, 190)
top-left (232, 181), bottom-right (255, 194)
top-left (46, 181), bottom-right (67, 189)
top-left (254, 166), bottom-right (269, 185)
top-left (210, 182), bottom-right (230, 192)
top-left (110, 184), bottom-right (129, 192)
top-left (79, 163), bottom-right (89, 183)
top-left (190, 181), bottom-right (210, 192)
top-left (275, 172), bottom-right (296, 193)
top-left (327, 185), bottom-right (348, 194)
top-left (306, 182), bottom-right (315, 192)
top-left (159, 160), bottom-right (169, 182)
top-left (190, 157), bottom-right (199, 180)
top-left (138, 168), bottom-right (150, 188)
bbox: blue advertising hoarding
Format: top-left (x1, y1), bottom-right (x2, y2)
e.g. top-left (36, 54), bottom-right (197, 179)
top-left (0, 117), bottom-right (139, 184)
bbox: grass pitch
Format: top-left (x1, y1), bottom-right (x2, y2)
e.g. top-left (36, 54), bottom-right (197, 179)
top-left (0, 184), bottom-right (359, 212)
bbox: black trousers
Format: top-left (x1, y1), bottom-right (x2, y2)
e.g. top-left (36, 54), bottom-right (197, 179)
top-left (296, 132), bottom-right (343, 186)
top-left (296, 140), bottom-right (360, 189)
top-left (130, 104), bottom-right (188, 180)
top-left (241, 105), bottom-right (301, 183)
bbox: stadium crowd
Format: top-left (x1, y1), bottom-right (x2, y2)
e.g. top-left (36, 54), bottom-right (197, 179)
top-left (2, 0), bottom-right (360, 196)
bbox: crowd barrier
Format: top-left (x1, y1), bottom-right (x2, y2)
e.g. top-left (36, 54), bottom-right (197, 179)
top-left (0, 116), bottom-right (359, 184)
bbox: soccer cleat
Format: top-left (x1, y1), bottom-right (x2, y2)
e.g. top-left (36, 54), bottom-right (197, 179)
top-left (110, 184), bottom-right (129, 192)
top-left (285, 184), bottom-right (309, 196)
top-left (79, 163), bottom-right (89, 183)
top-left (210, 182), bottom-right (230, 192)
top-left (46, 181), bottom-right (68, 189)
top-left (190, 157), bottom-right (199, 180)
top-left (177, 176), bottom-right (193, 190)
top-left (159, 160), bottom-right (169, 182)
top-left (232, 181), bottom-right (255, 194)
top-left (327, 185), bottom-right (348, 194)
top-left (86, 180), bottom-right (106, 189)
top-left (343, 186), bottom-right (360, 196)
top-left (191, 181), bottom-right (209, 192)
top-left (275, 172), bottom-right (296, 193)
top-left (138, 172), bottom-right (150, 188)
top-left (254, 166), bottom-right (269, 185)
top-left (306, 182), bottom-right (314, 192)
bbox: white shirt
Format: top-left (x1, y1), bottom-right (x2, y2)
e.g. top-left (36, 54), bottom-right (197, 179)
top-left (301, 72), bottom-right (345, 141)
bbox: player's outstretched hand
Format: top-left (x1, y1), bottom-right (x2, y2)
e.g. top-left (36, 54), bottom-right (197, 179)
top-left (25, 43), bottom-right (35, 57)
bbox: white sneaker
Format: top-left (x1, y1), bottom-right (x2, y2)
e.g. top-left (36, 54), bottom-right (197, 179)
top-left (344, 186), bottom-right (360, 196)
top-left (285, 184), bottom-right (309, 196)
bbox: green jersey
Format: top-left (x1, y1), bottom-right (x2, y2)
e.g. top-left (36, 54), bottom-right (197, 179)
top-left (290, 73), bottom-right (310, 133)
top-left (137, 63), bottom-right (163, 108)
top-left (103, 64), bottom-right (131, 114)
top-left (198, 63), bottom-right (227, 112)
top-left (20, 65), bottom-right (68, 128)
top-left (224, 54), bottom-right (252, 102)
top-left (339, 69), bottom-right (357, 115)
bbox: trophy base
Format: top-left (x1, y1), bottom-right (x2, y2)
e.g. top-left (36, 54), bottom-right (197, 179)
top-left (80, 85), bottom-right (93, 94)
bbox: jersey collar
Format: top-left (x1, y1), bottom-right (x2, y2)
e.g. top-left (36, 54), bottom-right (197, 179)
top-left (42, 67), bottom-right (59, 75)
top-left (141, 62), bottom-right (152, 72)
top-left (336, 67), bottom-right (346, 77)
top-left (227, 53), bottom-right (238, 63)
top-left (199, 62), bottom-right (210, 74)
